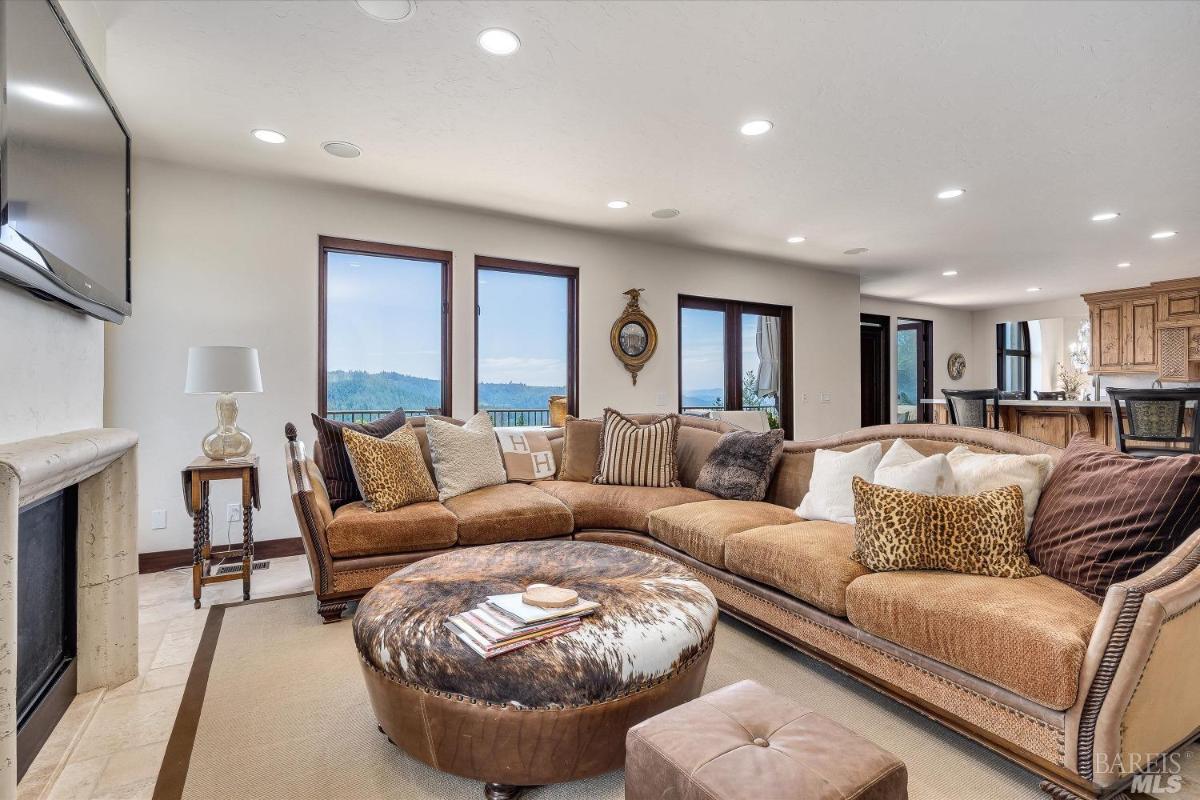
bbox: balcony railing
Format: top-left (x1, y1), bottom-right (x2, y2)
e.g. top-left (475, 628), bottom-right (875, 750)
top-left (325, 408), bottom-right (551, 426)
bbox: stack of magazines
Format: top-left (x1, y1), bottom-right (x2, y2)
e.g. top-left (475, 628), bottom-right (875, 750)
top-left (445, 592), bottom-right (598, 659)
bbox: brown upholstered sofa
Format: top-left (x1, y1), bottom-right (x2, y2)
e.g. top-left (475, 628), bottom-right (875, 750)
top-left (283, 416), bottom-right (1200, 800)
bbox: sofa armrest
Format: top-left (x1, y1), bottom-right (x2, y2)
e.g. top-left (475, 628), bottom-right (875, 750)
top-left (284, 423), bottom-right (335, 596)
top-left (1067, 528), bottom-right (1200, 787)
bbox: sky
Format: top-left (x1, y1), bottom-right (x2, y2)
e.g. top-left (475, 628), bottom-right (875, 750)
top-left (326, 252), bottom-right (567, 386)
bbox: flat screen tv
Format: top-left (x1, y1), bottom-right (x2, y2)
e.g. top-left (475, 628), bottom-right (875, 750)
top-left (0, 0), bottom-right (131, 323)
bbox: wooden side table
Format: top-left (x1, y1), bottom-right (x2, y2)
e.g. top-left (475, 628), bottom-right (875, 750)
top-left (181, 456), bottom-right (260, 609)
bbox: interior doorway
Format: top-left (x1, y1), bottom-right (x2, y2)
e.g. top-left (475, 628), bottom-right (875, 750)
top-left (860, 314), bottom-right (890, 427)
top-left (897, 318), bottom-right (933, 423)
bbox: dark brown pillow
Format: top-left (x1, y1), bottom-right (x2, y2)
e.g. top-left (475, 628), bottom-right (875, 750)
top-left (1027, 435), bottom-right (1200, 600)
top-left (311, 409), bottom-right (407, 509)
top-left (695, 429), bottom-right (785, 501)
top-left (556, 416), bottom-right (603, 482)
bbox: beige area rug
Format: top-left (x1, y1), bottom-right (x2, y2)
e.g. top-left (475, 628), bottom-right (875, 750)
top-left (153, 593), bottom-right (1056, 800)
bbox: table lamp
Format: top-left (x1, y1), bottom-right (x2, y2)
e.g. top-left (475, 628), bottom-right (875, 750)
top-left (185, 346), bottom-right (263, 460)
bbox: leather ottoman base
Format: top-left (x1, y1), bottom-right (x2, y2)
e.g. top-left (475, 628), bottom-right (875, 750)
top-left (360, 639), bottom-right (713, 790)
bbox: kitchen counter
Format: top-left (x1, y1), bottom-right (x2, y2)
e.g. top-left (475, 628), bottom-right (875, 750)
top-left (920, 399), bottom-right (1109, 408)
top-left (921, 397), bottom-right (1116, 448)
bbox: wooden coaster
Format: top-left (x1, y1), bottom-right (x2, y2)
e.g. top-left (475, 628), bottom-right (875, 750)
top-left (523, 584), bottom-right (579, 609)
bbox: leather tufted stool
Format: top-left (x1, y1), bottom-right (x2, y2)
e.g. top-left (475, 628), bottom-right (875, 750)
top-left (626, 680), bottom-right (908, 800)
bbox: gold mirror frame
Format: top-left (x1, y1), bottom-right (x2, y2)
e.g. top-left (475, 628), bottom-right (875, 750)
top-left (610, 288), bottom-right (658, 385)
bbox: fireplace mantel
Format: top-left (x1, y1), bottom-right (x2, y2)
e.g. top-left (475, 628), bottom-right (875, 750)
top-left (0, 428), bottom-right (138, 794)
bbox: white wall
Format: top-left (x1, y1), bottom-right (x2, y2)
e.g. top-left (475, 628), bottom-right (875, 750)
top-left (971, 296), bottom-right (1091, 394)
top-left (858, 297), bottom-right (974, 422)
top-left (111, 159), bottom-right (861, 553)
top-left (0, 2), bottom-right (108, 446)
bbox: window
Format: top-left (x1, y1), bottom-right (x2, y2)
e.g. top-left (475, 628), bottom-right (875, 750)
top-left (318, 236), bottom-right (452, 421)
top-left (678, 295), bottom-right (792, 436)
top-left (996, 321), bottom-right (1031, 399)
top-left (475, 256), bottom-right (578, 427)
top-left (896, 318), bottom-right (933, 423)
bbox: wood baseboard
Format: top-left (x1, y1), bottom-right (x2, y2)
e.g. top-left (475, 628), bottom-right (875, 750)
top-left (139, 537), bottom-right (305, 574)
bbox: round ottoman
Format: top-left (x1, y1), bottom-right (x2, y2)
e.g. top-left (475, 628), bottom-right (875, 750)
top-left (353, 540), bottom-right (718, 799)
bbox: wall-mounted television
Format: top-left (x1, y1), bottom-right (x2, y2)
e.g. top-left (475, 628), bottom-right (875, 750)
top-left (0, 0), bottom-right (131, 323)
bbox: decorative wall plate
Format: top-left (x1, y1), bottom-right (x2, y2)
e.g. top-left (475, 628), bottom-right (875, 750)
top-left (610, 288), bottom-right (658, 385)
top-left (947, 352), bottom-right (967, 381)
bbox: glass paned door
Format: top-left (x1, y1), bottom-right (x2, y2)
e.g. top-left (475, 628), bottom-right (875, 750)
top-left (680, 306), bottom-right (727, 413)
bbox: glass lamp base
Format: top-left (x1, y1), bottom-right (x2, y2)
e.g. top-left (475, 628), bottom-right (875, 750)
top-left (201, 393), bottom-right (253, 460)
top-left (201, 428), bottom-right (253, 460)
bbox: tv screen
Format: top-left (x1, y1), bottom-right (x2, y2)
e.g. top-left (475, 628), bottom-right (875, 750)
top-left (0, 0), bottom-right (131, 322)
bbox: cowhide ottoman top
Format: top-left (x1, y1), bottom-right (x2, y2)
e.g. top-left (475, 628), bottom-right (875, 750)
top-left (353, 540), bottom-right (718, 708)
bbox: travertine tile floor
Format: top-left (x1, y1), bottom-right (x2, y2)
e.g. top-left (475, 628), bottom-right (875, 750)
top-left (17, 555), bottom-right (314, 800)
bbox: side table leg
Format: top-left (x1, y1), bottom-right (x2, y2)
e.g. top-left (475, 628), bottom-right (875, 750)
top-left (242, 504), bottom-right (253, 601)
top-left (191, 478), bottom-right (204, 610)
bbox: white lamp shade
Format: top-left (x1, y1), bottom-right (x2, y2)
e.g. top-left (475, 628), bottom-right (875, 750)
top-left (185, 346), bottom-right (263, 394)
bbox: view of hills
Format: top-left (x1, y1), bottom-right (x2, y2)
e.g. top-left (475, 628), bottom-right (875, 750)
top-left (327, 370), bottom-right (731, 412)
top-left (327, 370), bottom-right (566, 411)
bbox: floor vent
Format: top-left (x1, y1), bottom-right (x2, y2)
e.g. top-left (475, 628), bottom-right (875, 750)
top-left (214, 560), bottom-right (270, 576)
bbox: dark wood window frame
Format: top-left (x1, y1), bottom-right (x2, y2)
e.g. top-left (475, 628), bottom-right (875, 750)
top-left (996, 320), bottom-right (1032, 400)
top-left (317, 235), bottom-right (453, 417)
top-left (474, 255), bottom-right (579, 418)
top-left (677, 294), bottom-right (794, 438)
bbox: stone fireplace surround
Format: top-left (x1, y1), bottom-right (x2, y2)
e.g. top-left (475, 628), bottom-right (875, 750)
top-left (0, 428), bottom-right (138, 796)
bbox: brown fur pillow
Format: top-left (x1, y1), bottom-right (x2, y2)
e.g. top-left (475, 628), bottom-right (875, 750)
top-left (695, 429), bottom-right (785, 501)
top-left (851, 476), bottom-right (1039, 579)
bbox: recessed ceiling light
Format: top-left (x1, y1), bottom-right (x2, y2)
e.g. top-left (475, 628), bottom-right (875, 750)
top-left (1091, 212), bottom-right (1120, 222)
top-left (322, 141), bottom-right (361, 158)
top-left (15, 84), bottom-right (75, 107)
top-left (251, 129), bottom-right (286, 144)
top-left (843, 247), bottom-right (869, 256)
top-left (942, 270), bottom-right (958, 276)
top-left (651, 208), bottom-right (680, 219)
top-left (478, 28), bottom-right (520, 55)
top-left (1151, 230), bottom-right (1178, 239)
top-left (1116, 262), bottom-right (1132, 268)
top-left (606, 200), bottom-right (630, 209)
top-left (354, 0), bottom-right (415, 22)
top-left (1026, 287), bottom-right (1041, 292)
top-left (936, 188), bottom-right (965, 200)
top-left (739, 120), bottom-right (773, 136)
top-left (786, 236), bottom-right (806, 244)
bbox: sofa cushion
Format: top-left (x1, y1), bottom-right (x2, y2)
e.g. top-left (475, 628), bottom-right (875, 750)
top-left (533, 480), bottom-right (714, 533)
top-left (648, 500), bottom-right (798, 568)
top-left (311, 409), bottom-right (409, 510)
top-left (426, 412), bottom-right (508, 502)
top-left (342, 425), bottom-right (438, 512)
top-left (725, 521), bottom-right (870, 617)
top-left (694, 429), bottom-right (786, 501)
top-left (326, 500), bottom-right (458, 558)
top-left (443, 482), bottom-right (574, 546)
top-left (595, 409), bottom-right (682, 488)
top-left (845, 571), bottom-right (1100, 710)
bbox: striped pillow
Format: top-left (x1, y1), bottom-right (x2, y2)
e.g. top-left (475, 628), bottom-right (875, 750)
top-left (593, 409), bottom-right (682, 488)
top-left (1027, 434), bottom-right (1200, 600)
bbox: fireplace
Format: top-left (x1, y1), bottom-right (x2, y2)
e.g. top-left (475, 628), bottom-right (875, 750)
top-left (16, 487), bottom-right (78, 780)
top-left (0, 428), bottom-right (139, 795)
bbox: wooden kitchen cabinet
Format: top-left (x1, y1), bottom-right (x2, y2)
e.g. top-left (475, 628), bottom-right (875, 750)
top-left (1087, 294), bottom-right (1157, 374)
top-left (1091, 299), bottom-right (1126, 373)
top-left (1157, 323), bottom-right (1200, 382)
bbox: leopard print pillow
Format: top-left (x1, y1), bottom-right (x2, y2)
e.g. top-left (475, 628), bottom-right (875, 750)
top-left (343, 425), bottom-right (438, 512)
top-left (851, 476), bottom-right (1039, 579)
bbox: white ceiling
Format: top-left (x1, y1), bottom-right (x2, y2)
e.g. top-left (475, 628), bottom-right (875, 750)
top-left (93, 0), bottom-right (1200, 309)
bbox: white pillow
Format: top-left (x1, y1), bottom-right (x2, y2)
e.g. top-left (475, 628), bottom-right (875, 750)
top-left (946, 445), bottom-right (1053, 536)
top-left (796, 442), bottom-right (883, 524)
top-left (425, 412), bottom-right (508, 502)
top-left (873, 439), bottom-right (957, 496)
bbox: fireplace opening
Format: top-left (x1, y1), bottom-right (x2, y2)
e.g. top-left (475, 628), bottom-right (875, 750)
top-left (16, 487), bottom-right (78, 780)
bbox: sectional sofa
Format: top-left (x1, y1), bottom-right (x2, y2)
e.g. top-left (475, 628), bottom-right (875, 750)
top-left (282, 415), bottom-right (1200, 800)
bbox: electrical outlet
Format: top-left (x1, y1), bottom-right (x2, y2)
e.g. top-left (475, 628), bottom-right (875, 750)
top-left (821, 392), bottom-right (832, 404)
top-left (151, 509), bottom-right (167, 530)
top-left (801, 392), bottom-right (809, 404)
top-left (226, 503), bottom-right (242, 523)
top-left (655, 392), bottom-right (667, 407)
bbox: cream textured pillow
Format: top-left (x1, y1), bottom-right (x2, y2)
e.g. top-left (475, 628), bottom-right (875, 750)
top-left (873, 439), bottom-right (957, 496)
top-left (342, 425), bottom-right (437, 512)
top-left (796, 442), bottom-right (883, 524)
top-left (425, 412), bottom-right (508, 501)
top-left (946, 445), bottom-right (1053, 535)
